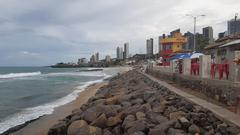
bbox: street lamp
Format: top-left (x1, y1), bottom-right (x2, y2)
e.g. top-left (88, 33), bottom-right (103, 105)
top-left (186, 14), bottom-right (206, 52)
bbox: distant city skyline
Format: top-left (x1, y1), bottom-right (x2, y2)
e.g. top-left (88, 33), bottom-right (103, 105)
top-left (0, 0), bottom-right (240, 66)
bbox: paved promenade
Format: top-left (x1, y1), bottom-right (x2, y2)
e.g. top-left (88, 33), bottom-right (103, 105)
top-left (141, 71), bottom-right (240, 127)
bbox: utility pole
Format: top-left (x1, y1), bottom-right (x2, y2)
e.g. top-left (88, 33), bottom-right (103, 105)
top-left (186, 14), bottom-right (206, 52)
top-left (193, 17), bottom-right (196, 53)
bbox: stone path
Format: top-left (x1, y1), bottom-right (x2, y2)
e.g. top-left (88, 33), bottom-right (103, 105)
top-left (141, 71), bottom-right (240, 127)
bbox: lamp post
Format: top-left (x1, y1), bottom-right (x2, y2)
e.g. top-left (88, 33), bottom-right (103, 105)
top-left (186, 14), bottom-right (206, 52)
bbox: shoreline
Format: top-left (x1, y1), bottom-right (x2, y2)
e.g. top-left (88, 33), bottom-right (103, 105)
top-left (4, 66), bottom-right (131, 135)
top-left (9, 82), bottom-right (108, 135)
top-left (48, 69), bottom-right (240, 135)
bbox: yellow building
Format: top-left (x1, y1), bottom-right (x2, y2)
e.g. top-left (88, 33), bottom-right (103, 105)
top-left (159, 31), bottom-right (188, 66)
top-left (160, 32), bottom-right (187, 53)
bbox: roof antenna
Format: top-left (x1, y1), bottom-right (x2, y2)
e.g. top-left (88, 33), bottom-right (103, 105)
top-left (233, 13), bottom-right (239, 34)
top-left (235, 13), bottom-right (238, 21)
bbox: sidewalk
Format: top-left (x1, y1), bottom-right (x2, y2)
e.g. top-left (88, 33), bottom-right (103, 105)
top-left (140, 71), bottom-right (240, 127)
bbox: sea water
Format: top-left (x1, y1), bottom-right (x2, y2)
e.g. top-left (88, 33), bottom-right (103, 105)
top-left (0, 67), bottom-right (121, 134)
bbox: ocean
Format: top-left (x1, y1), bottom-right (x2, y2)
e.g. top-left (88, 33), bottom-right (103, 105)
top-left (0, 67), bottom-right (121, 134)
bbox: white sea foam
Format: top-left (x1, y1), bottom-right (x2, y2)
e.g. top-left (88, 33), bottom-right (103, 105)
top-left (0, 72), bottom-right (41, 79)
top-left (0, 77), bottom-right (107, 134)
top-left (46, 71), bottom-right (106, 77)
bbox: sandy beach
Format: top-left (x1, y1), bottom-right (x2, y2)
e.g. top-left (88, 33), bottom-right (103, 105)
top-left (8, 67), bottom-right (131, 135)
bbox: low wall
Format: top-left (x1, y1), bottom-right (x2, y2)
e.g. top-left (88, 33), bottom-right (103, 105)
top-left (152, 66), bottom-right (172, 73)
top-left (146, 68), bottom-right (240, 110)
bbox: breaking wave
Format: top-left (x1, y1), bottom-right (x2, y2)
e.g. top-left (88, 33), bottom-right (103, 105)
top-left (0, 72), bottom-right (41, 79)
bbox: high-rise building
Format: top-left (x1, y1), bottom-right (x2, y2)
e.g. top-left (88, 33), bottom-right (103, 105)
top-left (123, 52), bottom-right (126, 60)
top-left (78, 58), bottom-right (87, 65)
top-left (116, 47), bottom-right (123, 60)
top-left (90, 54), bottom-right (96, 63)
top-left (228, 18), bottom-right (240, 35)
top-left (105, 55), bottom-right (111, 62)
top-left (184, 32), bottom-right (194, 50)
top-left (124, 43), bottom-right (129, 59)
top-left (203, 26), bottom-right (214, 44)
top-left (218, 32), bottom-right (225, 39)
top-left (146, 38), bottom-right (154, 57)
top-left (158, 36), bottom-right (163, 54)
top-left (116, 47), bottom-right (120, 59)
top-left (119, 47), bottom-right (123, 59)
top-left (95, 52), bottom-right (99, 62)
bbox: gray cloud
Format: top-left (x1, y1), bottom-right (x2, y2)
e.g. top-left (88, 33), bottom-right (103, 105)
top-left (0, 0), bottom-right (239, 66)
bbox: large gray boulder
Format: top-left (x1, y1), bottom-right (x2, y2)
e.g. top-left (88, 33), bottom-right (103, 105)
top-left (149, 119), bottom-right (177, 135)
top-left (136, 112), bottom-right (146, 120)
top-left (167, 128), bottom-right (187, 135)
top-left (188, 124), bottom-right (201, 134)
top-left (82, 105), bottom-right (122, 123)
top-left (48, 121), bottom-right (68, 135)
top-left (90, 113), bottom-right (107, 128)
top-left (106, 116), bottom-right (122, 127)
top-left (147, 112), bottom-right (168, 124)
top-left (122, 115), bottom-right (136, 128)
top-left (127, 120), bottom-right (148, 134)
top-left (129, 131), bottom-right (145, 135)
top-left (67, 120), bottom-right (89, 135)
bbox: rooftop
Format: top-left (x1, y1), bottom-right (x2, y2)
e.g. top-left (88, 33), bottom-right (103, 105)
top-left (205, 33), bottom-right (240, 50)
top-left (220, 39), bottom-right (240, 48)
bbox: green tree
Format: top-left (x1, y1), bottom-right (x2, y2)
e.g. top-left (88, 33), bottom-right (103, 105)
top-left (196, 34), bottom-right (209, 53)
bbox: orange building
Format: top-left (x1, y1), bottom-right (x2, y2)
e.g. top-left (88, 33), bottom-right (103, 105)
top-left (160, 30), bottom-right (187, 65)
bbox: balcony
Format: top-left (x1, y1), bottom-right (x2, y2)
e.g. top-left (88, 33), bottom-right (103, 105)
top-left (160, 50), bottom-right (173, 56)
top-left (160, 37), bottom-right (187, 44)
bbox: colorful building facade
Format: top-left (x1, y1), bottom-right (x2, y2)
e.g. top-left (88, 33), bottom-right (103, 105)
top-left (160, 31), bottom-right (187, 65)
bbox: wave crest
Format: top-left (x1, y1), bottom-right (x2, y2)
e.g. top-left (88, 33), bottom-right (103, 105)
top-left (46, 72), bottom-right (106, 77)
top-left (0, 72), bottom-right (41, 79)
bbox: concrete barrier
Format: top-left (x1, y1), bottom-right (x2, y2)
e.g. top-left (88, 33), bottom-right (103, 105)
top-left (200, 55), bottom-right (211, 78)
top-left (183, 58), bottom-right (191, 75)
top-left (237, 96), bottom-right (240, 115)
top-left (147, 68), bottom-right (240, 111)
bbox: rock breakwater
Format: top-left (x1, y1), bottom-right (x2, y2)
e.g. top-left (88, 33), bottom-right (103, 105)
top-left (48, 70), bottom-right (240, 135)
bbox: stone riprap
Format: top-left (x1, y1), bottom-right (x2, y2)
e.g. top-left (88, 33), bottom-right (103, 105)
top-left (48, 70), bottom-right (240, 135)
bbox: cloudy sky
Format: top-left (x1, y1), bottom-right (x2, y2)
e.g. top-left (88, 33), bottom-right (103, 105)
top-left (0, 0), bottom-right (239, 66)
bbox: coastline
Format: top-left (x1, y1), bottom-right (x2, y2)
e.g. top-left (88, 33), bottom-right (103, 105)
top-left (9, 82), bottom-right (108, 135)
top-left (48, 69), bottom-right (240, 135)
top-left (5, 66), bottom-right (131, 135)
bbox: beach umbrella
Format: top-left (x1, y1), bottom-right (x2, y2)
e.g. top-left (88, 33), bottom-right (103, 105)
top-left (179, 53), bottom-right (191, 59)
top-left (170, 53), bottom-right (190, 60)
top-left (170, 54), bottom-right (182, 60)
top-left (190, 53), bottom-right (203, 59)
